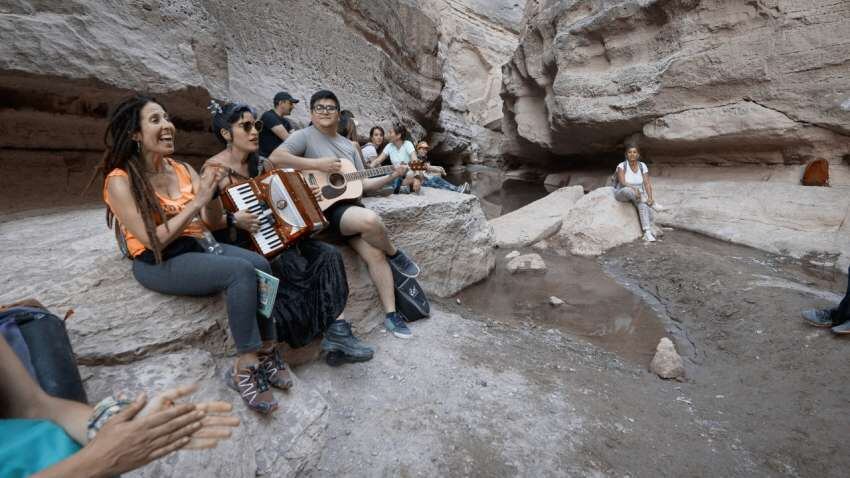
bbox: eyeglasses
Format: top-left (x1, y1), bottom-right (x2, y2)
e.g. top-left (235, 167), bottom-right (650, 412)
top-left (236, 120), bottom-right (263, 133)
top-left (312, 104), bottom-right (339, 114)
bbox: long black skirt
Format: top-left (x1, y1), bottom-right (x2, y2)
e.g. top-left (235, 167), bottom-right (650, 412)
top-left (269, 239), bottom-right (348, 348)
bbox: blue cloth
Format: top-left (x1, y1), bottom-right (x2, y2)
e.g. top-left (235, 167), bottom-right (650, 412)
top-left (422, 176), bottom-right (461, 192)
top-left (383, 141), bottom-right (416, 166)
top-left (0, 419), bottom-right (82, 477)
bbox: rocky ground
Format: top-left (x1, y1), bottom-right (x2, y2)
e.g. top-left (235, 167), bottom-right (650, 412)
top-left (295, 230), bottom-right (849, 477)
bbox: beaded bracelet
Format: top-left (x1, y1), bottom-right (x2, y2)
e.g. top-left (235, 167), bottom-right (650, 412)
top-left (86, 396), bottom-right (133, 442)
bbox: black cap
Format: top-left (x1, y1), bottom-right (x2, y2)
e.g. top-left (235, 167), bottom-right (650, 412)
top-left (273, 91), bottom-right (299, 105)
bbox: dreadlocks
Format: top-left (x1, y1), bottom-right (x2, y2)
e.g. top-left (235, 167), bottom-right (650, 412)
top-left (89, 95), bottom-right (168, 263)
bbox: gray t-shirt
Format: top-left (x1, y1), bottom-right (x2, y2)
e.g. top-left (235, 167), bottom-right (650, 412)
top-left (279, 125), bottom-right (365, 171)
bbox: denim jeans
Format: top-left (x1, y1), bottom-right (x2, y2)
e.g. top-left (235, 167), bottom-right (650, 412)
top-left (133, 243), bottom-right (275, 353)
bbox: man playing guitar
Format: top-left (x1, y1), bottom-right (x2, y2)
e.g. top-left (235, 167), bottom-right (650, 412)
top-left (268, 90), bottom-right (421, 339)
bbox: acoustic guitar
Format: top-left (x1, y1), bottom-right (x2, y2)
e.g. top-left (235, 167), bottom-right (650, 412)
top-left (301, 160), bottom-right (427, 211)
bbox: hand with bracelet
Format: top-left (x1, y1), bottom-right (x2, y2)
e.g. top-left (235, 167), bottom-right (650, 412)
top-left (1, 336), bottom-right (238, 478)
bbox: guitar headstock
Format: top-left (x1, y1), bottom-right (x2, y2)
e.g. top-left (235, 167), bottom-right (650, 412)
top-left (408, 160), bottom-right (429, 171)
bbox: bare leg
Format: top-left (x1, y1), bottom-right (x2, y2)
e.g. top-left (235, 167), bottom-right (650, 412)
top-left (339, 205), bottom-right (397, 256)
top-left (348, 236), bottom-right (396, 313)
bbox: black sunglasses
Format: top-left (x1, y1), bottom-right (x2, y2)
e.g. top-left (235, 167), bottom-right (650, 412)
top-left (235, 120), bottom-right (263, 133)
top-left (312, 104), bottom-right (339, 114)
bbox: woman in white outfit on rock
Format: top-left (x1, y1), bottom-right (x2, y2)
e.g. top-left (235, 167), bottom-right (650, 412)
top-left (614, 145), bottom-right (664, 242)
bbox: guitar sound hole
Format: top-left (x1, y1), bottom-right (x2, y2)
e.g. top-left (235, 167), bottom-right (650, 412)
top-left (329, 173), bottom-right (345, 187)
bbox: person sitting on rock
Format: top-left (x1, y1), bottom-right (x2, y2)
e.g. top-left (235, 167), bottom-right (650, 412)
top-left (413, 141), bottom-right (470, 194)
top-left (362, 126), bottom-right (387, 166)
top-left (95, 95), bottom-right (278, 414)
top-left (801, 265), bottom-right (850, 334)
top-left (0, 335), bottom-right (238, 477)
top-left (613, 144), bottom-right (664, 242)
top-left (368, 122), bottom-right (423, 194)
top-left (268, 90), bottom-right (420, 339)
top-left (258, 91), bottom-right (298, 157)
top-left (338, 111), bottom-right (371, 172)
top-left (204, 101), bottom-right (374, 371)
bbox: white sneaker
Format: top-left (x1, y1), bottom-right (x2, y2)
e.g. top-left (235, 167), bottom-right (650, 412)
top-left (643, 231), bottom-right (657, 242)
top-left (651, 203), bottom-right (667, 212)
top-left (459, 182), bottom-right (470, 194)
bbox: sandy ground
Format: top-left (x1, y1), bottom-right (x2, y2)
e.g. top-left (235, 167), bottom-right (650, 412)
top-left (295, 230), bottom-right (849, 477)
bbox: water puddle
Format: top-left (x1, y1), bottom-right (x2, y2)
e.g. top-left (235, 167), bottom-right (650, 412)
top-left (457, 249), bottom-right (667, 365)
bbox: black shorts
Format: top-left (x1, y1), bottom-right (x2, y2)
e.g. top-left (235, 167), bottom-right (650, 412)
top-left (319, 200), bottom-right (364, 243)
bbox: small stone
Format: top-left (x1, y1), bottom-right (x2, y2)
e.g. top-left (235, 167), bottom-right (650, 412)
top-left (505, 250), bottom-right (521, 260)
top-left (650, 337), bottom-right (685, 379)
top-left (506, 253), bottom-right (547, 274)
top-left (456, 298), bottom-right (462, 304)
top-left (549, 296), bottom-right (565, 306)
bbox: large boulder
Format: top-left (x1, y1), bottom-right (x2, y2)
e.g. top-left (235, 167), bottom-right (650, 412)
top-left (502, 0), bottom-right (850, 168)
top-left (653, 180), bottom-right (850, 272)
top-left (81, 350), bottom-right (329, 477)
top-left (0, 191), bottom-right (494, 361)
top-left (552, 187), bottom-right (645, 256)
top-left (489, 185), bottom-right (584, 247)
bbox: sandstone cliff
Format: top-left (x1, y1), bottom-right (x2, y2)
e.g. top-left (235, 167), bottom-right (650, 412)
top-left (501, 0), bottom-right (850, 170)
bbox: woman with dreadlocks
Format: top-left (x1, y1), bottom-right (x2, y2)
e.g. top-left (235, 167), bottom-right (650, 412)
top-left (95, 95), bottom-right (278, 415)
top-left (204, 102), bottom-right (373, 374)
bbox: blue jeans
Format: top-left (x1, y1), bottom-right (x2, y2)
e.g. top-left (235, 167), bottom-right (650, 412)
top-left (422, 176), bottom-right (461, 192)
top-left (133, 243), bottom-right (274, 353)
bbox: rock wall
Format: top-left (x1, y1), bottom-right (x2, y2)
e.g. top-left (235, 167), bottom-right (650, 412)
top-left (502, 0), bottom-right (850, 170)
top-left (0, 0), bottom-right (452, 214)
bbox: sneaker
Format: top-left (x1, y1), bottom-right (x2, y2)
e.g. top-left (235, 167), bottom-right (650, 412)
top-left (321, 320), bottom-right (374, 362)
top-left (226, 364), bottom-right (278, 414)
top-left (258, 347), bottom-right (293, 390)
top-left (388, 249), bottom-right (420, 278)
top-left (802, 308), bottom-right (838, 327)
top-left (459, 182), bottom-right (471, 194)
top-left (651, 202), bottom-right (667, 212)
top-left (831, 320), bottom-right (850, 335)
top-left (385, 313), bottom-right (412, 339)
top-left (642, 231), bottom-right (657, 242)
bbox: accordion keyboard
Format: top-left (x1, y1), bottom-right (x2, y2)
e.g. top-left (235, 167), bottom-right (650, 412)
top-left (227, 183), bottom-right (283, 255)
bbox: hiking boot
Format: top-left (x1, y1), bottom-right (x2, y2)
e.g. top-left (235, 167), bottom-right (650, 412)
top-left (385, 313), bottom-right (412, 339)
top-left (226, 364), bottom-right (278, 414)
top-left (642, 231), bottom-right (657, 242)
top-left (802, 308), bottom-right (838, 328)
top-left (388, 249), bottom-right (420, 278)
top-left (321, 320), bottom-right (374, 362)
top-left (258, 346), bottom-right (293, 391)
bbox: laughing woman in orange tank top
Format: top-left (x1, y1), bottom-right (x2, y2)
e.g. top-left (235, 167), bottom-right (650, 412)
top-left (95, 95), bottom-right (278, 415)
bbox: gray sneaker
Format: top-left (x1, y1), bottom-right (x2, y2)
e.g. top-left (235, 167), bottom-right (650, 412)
top-left (388, 249), bottom-right (420, 278)
top-left (802, 308), bottom-right (838, 328)
top-left (385, 313), bottom-right (412, 339)
top-left (321, 321), bottom-right (374, 362)
top-left (831, 320), bottom-right (850, 335)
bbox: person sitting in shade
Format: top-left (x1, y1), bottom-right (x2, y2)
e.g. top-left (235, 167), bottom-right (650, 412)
top-left (412, 141), bottom-right (470, 194)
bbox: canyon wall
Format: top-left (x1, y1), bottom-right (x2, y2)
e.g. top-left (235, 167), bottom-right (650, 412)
top-left (0, 0), bottom-right (455, 214)
top-left (501, 0), bottom-right (850, 172)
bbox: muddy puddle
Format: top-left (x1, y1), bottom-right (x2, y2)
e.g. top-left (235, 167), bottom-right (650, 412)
top-left (456, 249), bottom-right (667, 365)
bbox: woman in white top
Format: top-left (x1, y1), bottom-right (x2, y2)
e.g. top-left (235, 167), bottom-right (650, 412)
top-left (362, 126), bottom-right (386, 166)
top-left (614, 145), bottom-right (662, 242)
top-left (370, 123), bottom-right (419, 192)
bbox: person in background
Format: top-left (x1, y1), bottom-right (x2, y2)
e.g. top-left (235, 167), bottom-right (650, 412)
top-left (0, 335), bottom-right (238, 477)
top-left (801, 265), bottom-right (850, 334)
top-left (96, 95), bottom-right (278, 414)
top-left (338, 112), bottom-right (369, 171)
top-left (369, 122), bottom-right (420, 193)
top-left (362, 126), bottom-right (386, 166)
top-left (205, 101), bottom-right (374, 369)
top-left (413, 141), bottom-right (470, 193)
top-left (613, 144), bottom-right (664, 242)
top-left (268, 90), bottom-right (420, 340)
top-left (259, 91), bottom-right (299, 157)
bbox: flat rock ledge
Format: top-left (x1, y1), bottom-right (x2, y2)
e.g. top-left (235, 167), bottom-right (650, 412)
top-left (0, 190), bottom-right (493, 365)
top-left (489, 186), bottom-right (583, 247)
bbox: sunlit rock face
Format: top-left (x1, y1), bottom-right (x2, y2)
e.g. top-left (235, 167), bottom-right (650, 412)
top-left (501, 0), bottom-right (850, 168)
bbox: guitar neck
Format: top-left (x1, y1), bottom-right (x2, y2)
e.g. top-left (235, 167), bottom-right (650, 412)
top-left (343, 166), bottom-right (396, 181)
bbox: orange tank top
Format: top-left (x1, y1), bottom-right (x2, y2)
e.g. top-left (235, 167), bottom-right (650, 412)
top-left (103, 158), bottom-right (205, 257)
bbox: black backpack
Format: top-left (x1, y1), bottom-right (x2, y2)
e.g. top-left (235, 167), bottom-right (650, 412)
top-left (391, 266), bottom-right (430, 322)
